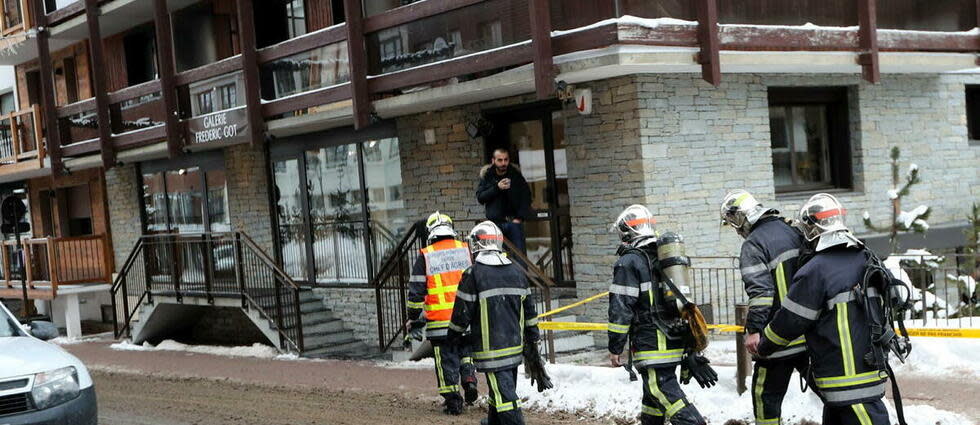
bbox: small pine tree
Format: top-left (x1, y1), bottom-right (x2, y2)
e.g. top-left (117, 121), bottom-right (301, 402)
top-left (862, 146), bottom-right (931, 254)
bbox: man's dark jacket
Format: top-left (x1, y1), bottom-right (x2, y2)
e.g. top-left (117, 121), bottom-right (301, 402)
top-left (476, 164), bottom-right (531, 222)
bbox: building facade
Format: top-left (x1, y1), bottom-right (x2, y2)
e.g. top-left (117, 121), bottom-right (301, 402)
top-left (0, 0), bottom-right (977, 353)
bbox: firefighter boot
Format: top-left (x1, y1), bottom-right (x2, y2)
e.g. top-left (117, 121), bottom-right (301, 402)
top-left (463, 375), bottom-right (479, 405)
top-left (443, 393), bottom-right (464, 415)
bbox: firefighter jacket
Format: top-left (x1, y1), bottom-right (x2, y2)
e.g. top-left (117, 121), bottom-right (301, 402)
top-left (448, 261), bottom-right (540, 372)
top-left (407, 238), bottom-right (472, 340)
top-left (607, 244), bottom-right (687, 369)
top-left (758, 246), bottom-right (888, 407)
top-left (740, 216), bottom-right (807, 359)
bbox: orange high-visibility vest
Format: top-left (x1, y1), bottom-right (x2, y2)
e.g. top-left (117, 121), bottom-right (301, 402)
top-left (421, 239), bottom-right (472, 323)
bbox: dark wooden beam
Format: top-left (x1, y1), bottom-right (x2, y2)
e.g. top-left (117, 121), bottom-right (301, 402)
top-left (105, 80), bottom-right (163, 104)
top-left (343, 0), bottom-right (371, 129)
top-left (235, 0), bottom-right (265, 146)
top-left (367, 44), bottom-right (534, 94)
top-left (83, 0), bottom-right (115, 167)
top-left (152, 0), bottom-right (183, 158)
top-left (975, 0), bottom-right (979, 65)
top-left (529, 0), bottom-right (554, 100)
top-left (174, 54), bottom-right (243, 86)
top-left (695, 0), bottom-right (721, 86)
top-left (256, 26), bottom-right (347, 63)
top-left (858, 0), bottom-right (880, 83)
top-left (362, 0), bottom-right (485, 33)
top-left (261, 84), bottom-right (352, 118)
top-left (31, 0), bottom-right (64, 176)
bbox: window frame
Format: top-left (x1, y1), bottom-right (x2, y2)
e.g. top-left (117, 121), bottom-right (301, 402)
top-left (768, 86), bottom-right (853, 194)
top-left (966, 85), bottom-right (980, 146)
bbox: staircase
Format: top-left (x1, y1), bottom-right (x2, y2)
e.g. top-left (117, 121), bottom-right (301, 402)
top-left (111, 232), bottom-right (371, 358)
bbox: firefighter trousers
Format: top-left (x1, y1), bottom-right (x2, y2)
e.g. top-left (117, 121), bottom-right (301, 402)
top-left (821, 399), bottom-right (890, 425)
top-left (640, 366), bottom-right (706, 425)
top-left (485, 368), bottom-right (525, 425)
top-left (751, 354), bottom-right (809, 425)
top-left (432, 341), bottom-right (476, 400)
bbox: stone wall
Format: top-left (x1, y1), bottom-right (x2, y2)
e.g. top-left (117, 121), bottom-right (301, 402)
top-left (105, 164), bottom-right (142, 272)
top-left (313, 287), bottom-right (382, 349)
top-left (224, 143), bottom-right (276, 254)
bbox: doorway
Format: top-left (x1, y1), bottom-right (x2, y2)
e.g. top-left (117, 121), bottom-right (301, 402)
top-left (484, 102), bottom-right (573, 286)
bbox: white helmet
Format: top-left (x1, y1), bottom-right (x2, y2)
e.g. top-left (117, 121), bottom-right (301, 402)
top-left (612, 205), bottom-right (657, 244)
top-left (425, 211), bottom-right (456, 242)
top-left (798, 193), bottom-right (862, 251)
top-left (467, 221), bottom-right (504, 253)
top-left (720, 190), bottom-right (775, 238)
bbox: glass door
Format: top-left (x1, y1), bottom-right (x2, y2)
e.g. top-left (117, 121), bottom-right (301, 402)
top-left (490, 106), bottom-right (573, 286)
top-left (271, 132), bottom-right (409, 285)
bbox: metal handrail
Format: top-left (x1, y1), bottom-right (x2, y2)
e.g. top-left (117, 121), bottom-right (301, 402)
top-left (111, 231), bottom-right (305, 353)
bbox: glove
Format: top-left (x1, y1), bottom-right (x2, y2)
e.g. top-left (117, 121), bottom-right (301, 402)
top-left (407, 319), bottom-right (425, 341)
top-left (522, 343), bottom-right (554, 392)
top-left (680, 354), bottom-right (718, 388)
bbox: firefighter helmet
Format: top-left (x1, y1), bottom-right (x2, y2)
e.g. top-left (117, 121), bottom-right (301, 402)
top-left (720, 190), bottom-right (775, 238)
top-left (798, 193), bottom-right (850, 242)
top-left (425, 211), bottom-right (456, 242)
top-left (611, 204), bottom-right (657, 243)
top-left (468, 221), bottom-right (504, 253)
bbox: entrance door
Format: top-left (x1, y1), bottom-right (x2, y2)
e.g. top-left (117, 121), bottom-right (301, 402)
top-left (486, 105), bottom-right (573, 286)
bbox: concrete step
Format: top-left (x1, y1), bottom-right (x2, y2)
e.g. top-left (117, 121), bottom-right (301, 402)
top-left (299, 299), bottom-right (327, 314)
top-left (303, 329), bottom-right (356, 347)
top-left (303, 339), bottom-right (369, 357)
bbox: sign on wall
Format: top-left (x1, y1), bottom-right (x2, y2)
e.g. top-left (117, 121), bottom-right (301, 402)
top-left (185, 107), bottom-right (249, 146)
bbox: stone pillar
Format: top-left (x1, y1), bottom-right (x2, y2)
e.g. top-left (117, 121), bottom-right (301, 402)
top-left (224, 143), bottom-right (275, 255)
top-left (105, 164), bottom-right (142, 272)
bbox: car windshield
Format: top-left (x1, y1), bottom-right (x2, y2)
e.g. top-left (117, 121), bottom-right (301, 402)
top-left (0, 304), bottom-right (23, 337)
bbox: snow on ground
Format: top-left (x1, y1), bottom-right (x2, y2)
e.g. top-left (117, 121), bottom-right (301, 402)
top-left (382, 337), bottom-right (978, 424)
top-left (110, 339), bottom-right (299, 360)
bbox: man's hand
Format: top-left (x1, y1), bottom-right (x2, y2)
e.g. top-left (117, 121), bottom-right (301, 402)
top-left (746, 332), bottom-right (761, 355)
top-left (405, 320), bottom-right (413, 333)
top-left (497, 178), bottom-right (511, 190)
top-left (609, 352), bottom-right (623, 367)
top-left (511, 218), bottom-right (522, 224)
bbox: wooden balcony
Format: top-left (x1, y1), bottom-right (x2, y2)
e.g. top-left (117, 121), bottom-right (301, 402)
top-left (0, 105), bottom-right (46, 174)
top-left (0, 234), bottom-right (112, 300)
top-left (30, 0), bottom-right (980, 167)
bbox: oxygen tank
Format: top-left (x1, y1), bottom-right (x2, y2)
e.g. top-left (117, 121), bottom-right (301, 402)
top-left (656, 231), bottom-right (692, 310)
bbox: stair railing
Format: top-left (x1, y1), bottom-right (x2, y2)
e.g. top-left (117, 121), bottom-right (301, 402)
top-left (110, 232), bottom-right (305, 353)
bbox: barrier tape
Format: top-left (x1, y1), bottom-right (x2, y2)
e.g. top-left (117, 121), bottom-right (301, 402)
top-left (536, 292), bottom-right (609, 319)
top-left (536, 321), bottom-right (980, 338)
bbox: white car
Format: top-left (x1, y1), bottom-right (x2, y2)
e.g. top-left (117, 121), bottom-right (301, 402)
top-left (0, 301), bottom-right (97, 424)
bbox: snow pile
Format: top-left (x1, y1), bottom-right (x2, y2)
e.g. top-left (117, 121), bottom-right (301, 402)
top-left (110, 339), bottom-right (293, 359)
top-left (891, 336), bottom-right (980, 380)
top-left (947, 274), bottom-right (978, 300)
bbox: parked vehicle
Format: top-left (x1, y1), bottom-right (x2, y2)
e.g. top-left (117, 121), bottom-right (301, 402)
top-left (0, 301), bottom-right (97, 424)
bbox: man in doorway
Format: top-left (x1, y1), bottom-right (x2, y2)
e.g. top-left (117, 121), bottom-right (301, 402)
top-left (476, 148), bottom-right (531, 254)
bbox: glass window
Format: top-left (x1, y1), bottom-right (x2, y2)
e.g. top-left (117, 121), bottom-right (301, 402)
top-left (768, 87), bottom-right (852, 193)
top-left (218, 84), bottom-right (237, 111)
top-left (306, 144), bottom-right (365, 283)
top-left (142, 173), bottom-right (168, 233)
top-left (274, 158), bottom-right (307, 280)
top-left (287, 0), bottom-right (307, 38)
top-left (197, 91), bottom-right (214, 115)
top-left (966, 85), bottom-right (980, 146)
top-left (261, 42), bottom-right (350, 100)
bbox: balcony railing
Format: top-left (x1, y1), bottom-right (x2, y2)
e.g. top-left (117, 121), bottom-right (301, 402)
top-left (0, 234), bottom-right (112, 300)
top-left (0, 106), bottom-right (44, 168)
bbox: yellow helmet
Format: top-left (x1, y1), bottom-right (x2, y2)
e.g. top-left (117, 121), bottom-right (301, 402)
top-left (425, 211), bottom-right (456, 242)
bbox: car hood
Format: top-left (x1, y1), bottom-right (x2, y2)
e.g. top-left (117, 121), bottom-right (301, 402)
top-left (0, 337), bottom-right (93, 389)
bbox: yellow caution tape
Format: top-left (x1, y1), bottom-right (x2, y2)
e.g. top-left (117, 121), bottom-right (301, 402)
top-left (538, 321), bottom-right (609, 331)
top-left (904, 328), bottom-right (980, 338)
top-left (536, 292), bottom-right (609, 319)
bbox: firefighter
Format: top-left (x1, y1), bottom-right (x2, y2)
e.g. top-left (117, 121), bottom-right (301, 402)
top-left (406, 212), bottom-right (478, 415)
top-left (448, 221), bottom-right (541, 425)
top-left (608, 205), bottom-right (714, 425)
top-left (754, 194), bottom-right (892, 425)
top-left (720, 190), bottom-right (808, 425)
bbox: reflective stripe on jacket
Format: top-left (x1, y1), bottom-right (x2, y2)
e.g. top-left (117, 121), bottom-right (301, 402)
top-left (448, 262), bottom-right (540, 372)
top-left (406, 239), bottom-right (471, 339)
top-left (757, 247), bottom-right (888, 407)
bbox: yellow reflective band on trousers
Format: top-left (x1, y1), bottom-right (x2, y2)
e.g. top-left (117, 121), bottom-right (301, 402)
top-left (480, 298), bottom-right (490, 351)
top-left (487, 372), bottom-right (519, 413)
top-left (815, 370), bottom-right (885, 389)
top-left (641, 405), bottom-right (664, 416)
top-left (837, 302), bottom-right (856, 375)
top-left (646, 368), bottom-right (686, 418)
top-left (635, 349), bottom-right (684, 362)
top-left (852, 403), bottom-right (873, 425)
top-left (434, 346), bottom-right (456, 394)
top-left (407, 300), bottom-right (424, 309)
top-left (764, 325), bottom-right (790, 346)
top-left (753, 366), bottom-right (773, 425)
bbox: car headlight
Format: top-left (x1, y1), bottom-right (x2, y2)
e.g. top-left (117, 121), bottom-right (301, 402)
top-left (32, 366), bottom-right (80, 410)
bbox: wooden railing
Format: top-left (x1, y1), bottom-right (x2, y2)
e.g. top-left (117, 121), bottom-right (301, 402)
top-left (0, 234), bottom-right (112, 299)
top-left (0, 106), bottom-right (45, 168)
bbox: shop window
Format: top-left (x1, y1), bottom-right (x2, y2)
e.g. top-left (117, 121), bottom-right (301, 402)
top-left (966, 85), bottom-right (980, 146)
top-left (218, 83), bottom-right (237, 110)
top-left (197, 91), bottom-right (214, 115)
top-left (768, 87), bottom-right (853, 194)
